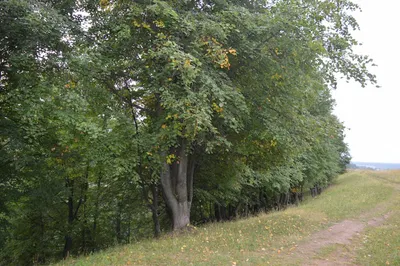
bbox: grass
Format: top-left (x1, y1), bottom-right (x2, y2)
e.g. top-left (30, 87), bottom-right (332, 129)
top-left (313, 244), bottom-right (343, 259)
top-left (57, 170), bottom-right (398, 266)
top-left (354, 170), bottom-right (400, 266)
top-left (356, 211), bottom-right (400, 266)
top-left (301, 171), bottom-right (393, 220)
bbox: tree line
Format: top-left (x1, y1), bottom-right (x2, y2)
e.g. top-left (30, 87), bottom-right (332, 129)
top-left (0, 0), bottom-right (376, 264)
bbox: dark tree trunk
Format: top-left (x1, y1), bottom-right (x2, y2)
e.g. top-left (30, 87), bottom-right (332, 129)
top-left (63, 166), bottom-right (87, 259)
top-left (63, 178), bottom-right (74, 259)
top-left (215, 203), bottom-right (221, 222)
top-left (220, 204), bottom-right (227, 220)
top-left (127, 217), bottom-right (131, 244)
top-left (150, 184), bottom-right (161, 237)
top-left (310, 187), bottom-right (317, 197)
top-left (284, 192), bottom-right (289, 206)
top-left (234, 202), bottom-right (240, 218)
top-left (81, 175), bottom-right (89, 255)
top-left (299, 186), bottom-right (304, 202)
top-left (81, 194), bottom-right (87, 255)
top-left (275, 194), bottom-right (281, 210)
top-left (209, 201), bottom-right (213, 221)
top-left (63, 236), bottom-right (72, 259)
top-left (228, 204), bottom-right (236, 220)
top-left (259, 190), bottom-right (267, 212)
top-left (115, 201), bottom-right (122, 244)
top-left (294, 192), bottom-right (299, 206)
top-left (92, 173), bottom-right (102, 252)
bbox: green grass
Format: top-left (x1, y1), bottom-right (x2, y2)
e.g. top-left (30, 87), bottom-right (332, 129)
top-left (56, 171), bottom-right (398, 266)
top-left (301, 171), bottom-right (393, 220)
top-left (354, 171), bottom-right (400, 266)
top-left (313, 244), bottom-right (342, 259)
top-left (356, 211), bottom-right (400, 266)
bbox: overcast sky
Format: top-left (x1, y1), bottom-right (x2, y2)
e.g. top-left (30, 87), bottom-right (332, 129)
top-left (331, 0), bottom-right (400, 163)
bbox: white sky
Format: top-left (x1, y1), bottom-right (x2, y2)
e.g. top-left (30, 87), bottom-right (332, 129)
top-left (331, 0), bottom-right (400, 163)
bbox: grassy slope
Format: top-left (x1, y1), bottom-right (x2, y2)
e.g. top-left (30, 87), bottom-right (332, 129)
top-left (354, 171), bottom-right (400, 266)
top-left (58, 170), bottom-right (399, 266)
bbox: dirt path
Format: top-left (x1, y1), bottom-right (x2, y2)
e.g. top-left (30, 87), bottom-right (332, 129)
top-left (289, 173), bottom-right (399, 266)
top-left (291, 212), bottom-right (392, 265)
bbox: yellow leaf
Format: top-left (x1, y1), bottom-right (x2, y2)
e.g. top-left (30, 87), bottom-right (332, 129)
top-left (142, 22), bottom-right (151, 29)
top-left (228, 48), bottom-right (237, 55)
top-left (132, 20), bottom-right (141, 27)
top-left (99, 0), bottom-right (110, 9)
top-left (184, 59), bottom-right (191, 68)
top-left (153, 20), bottom-right (165, 28)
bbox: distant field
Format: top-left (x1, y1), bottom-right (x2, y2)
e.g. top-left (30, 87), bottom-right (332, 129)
top-left (353, 162), bottom-right (400, 170)
top-left (57, 170), bottom-right (400, 266)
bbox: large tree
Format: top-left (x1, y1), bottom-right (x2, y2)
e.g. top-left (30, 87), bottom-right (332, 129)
top-left (85, 0), bottom-right (375, 230)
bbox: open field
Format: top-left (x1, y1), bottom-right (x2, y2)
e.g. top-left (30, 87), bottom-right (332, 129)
top-left (58, 170), bottom-right (400, 266)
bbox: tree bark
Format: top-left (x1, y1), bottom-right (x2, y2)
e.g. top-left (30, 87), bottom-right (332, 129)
top-left (63, 165), bottom-right (88, 259)
top-left (150, 184), bottom-right (161, 237)
top-left (115, 201), bottom-right (122, 244)
top-left (187, 154), bottom-right (195, 210)
top-left (63, 178), bottom-right (74, 259)
top-left (92, 173), bottom-right (102, 252)
top-left (160, 139), bottom-right (193, 231)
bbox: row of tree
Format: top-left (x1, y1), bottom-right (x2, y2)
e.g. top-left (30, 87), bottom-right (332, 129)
top-left (0, 0), bottom-right (376, 264)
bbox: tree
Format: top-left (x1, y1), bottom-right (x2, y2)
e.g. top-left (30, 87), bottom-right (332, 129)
top-left (81, 0), bottom-right (375, 230)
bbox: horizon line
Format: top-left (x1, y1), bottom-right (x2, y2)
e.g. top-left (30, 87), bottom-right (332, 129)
top-left (351, 161), bottom-right (400, 165)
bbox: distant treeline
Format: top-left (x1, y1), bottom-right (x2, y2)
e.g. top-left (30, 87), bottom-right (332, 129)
top-left (348, 162), bottom-right (400, 170)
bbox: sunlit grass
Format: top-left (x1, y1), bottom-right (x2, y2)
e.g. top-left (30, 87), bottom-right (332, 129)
top-left (56, 170), bottom-right (397, 266)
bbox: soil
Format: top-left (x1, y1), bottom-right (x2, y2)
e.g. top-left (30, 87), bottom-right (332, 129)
top-left (294, 217), bottom-right (385, 265)
top-left (289, 204), bottom-right (393, 265)
top-left (287, 172), bottom-right (400, 265)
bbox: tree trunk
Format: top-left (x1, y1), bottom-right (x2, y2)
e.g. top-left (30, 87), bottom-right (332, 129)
top-left (63, 178), bottom-right (74, 259)
top-left (115, 201), bottom-right (122, 244)
top-left (150, 184), bottom-right (161, 237)
top-left (63, 166), bottom-right (87, 259)
top-left (172, 201), bottom-right (190, 229)
top-left (127, 217), bottom-right (131, 244)
top-left (214, 203), bottom-right (221, 222)
top-left (63, 236), bottom-right (72, 259)
top-left (81, 194), bottom-right (87, 255)
top-left (92, 173), bottom-right (102, 252)
top-left (160, 139), bottom-right (194, 231)
top-left (221, 204), bottom-right (227, 220)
